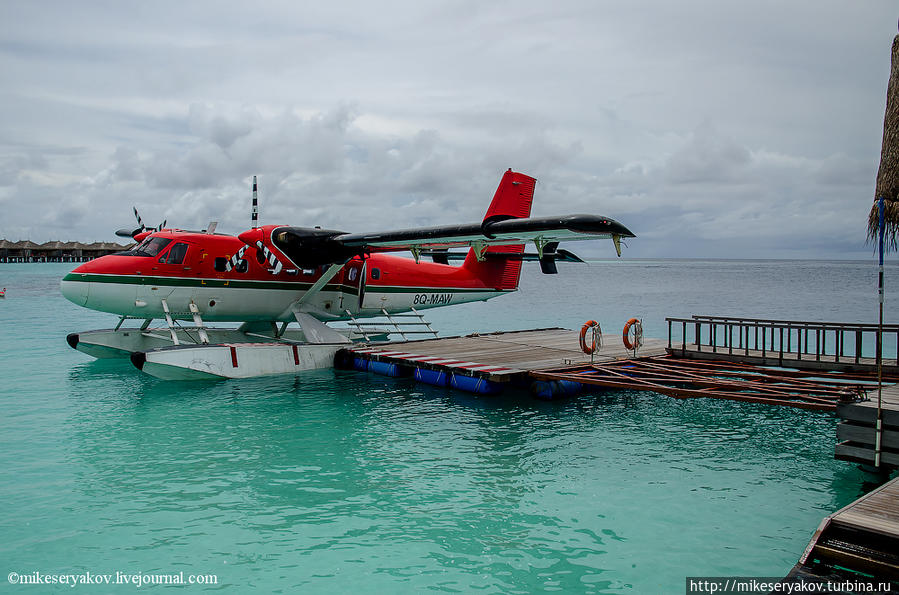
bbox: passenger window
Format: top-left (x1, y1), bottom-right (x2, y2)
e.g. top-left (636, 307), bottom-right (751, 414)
top-left (159, 242), bottom-right (188, 265)
top-left (371, 268), bottom-right (380, 280)
top-left (167, 243), bottom-right (188, 264)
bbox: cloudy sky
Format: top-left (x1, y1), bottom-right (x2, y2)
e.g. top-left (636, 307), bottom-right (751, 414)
top-left (0, 1), bottom-right (895, 258)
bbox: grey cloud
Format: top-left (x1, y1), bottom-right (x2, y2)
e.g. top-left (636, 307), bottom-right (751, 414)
top-left (664, 123), bottom-right (751, 185)
top-left (0, 0), bottom-right (894, 260)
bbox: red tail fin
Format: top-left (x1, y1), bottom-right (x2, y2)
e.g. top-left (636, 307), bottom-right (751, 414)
top-left (482, 169), bottom-right (536, 224)
top-left (463, 170), bottom-right (536, 290)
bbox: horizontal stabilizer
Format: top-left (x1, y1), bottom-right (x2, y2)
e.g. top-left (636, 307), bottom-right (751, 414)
top-left (421, 249), bottom-right (584, 264)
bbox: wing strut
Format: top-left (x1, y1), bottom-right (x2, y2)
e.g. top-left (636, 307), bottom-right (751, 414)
top-left (294, 262), bottom-right (345, 306)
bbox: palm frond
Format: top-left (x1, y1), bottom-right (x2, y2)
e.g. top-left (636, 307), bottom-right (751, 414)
top-left (868, 34), bottom-right (899, 252)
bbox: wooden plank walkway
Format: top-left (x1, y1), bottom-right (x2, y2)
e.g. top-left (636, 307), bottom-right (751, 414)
top-left (532, 357), bottom-right (874, 411)
top-left (344, 328), bottom-right (667, 381)
top-left (789, 476), bottom-right (899, 583)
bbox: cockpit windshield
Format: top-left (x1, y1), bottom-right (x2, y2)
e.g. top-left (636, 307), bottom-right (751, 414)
top-left (119, 237), bottom-right (173, 257)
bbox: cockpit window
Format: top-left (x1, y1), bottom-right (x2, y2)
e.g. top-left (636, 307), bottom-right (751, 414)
top-left (123, 237), bottom-right (173, 257)
top-left (158, 242), bottom-right (188, 265)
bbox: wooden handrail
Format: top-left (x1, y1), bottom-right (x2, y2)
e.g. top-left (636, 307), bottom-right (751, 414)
top-left (665, 315), bottom-right (899, 366)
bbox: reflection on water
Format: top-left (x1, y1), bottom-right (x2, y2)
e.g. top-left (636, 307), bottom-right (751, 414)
top-left (1, 261), bottom-right (895, 593)
top-left (55, 365), bottom-right (872, 592)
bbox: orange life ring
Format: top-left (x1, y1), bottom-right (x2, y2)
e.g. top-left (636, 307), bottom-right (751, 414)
top-left (579, 320), bottom-right (600, 355)
top-left (623, 318), bottom-right (642, 350)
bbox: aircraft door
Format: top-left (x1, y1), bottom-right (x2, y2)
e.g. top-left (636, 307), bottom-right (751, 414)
top-left (342, 260), bottom-right (365, 313)
top-left (149, 242), bottom-right (191, 310)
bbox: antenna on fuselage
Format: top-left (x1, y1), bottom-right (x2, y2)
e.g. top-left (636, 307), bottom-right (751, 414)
top-left (252, 175), bottom-right (258, 228)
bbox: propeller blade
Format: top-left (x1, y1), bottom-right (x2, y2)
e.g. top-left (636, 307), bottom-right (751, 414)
top-left (255, 240), bottom-right (283, 274)
top-left (224, 245), bottom-right (248, 272)
top-left (133, 207), bottom-right (146, 231)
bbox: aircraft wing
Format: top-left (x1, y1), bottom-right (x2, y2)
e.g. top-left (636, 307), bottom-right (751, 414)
top-left (260, 214), bottom-right (634, 268)
top-left (332, 214), bottom-right (633, 251)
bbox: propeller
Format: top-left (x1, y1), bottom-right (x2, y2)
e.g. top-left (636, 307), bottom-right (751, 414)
top-left (115, 207), bottom-right (166, 239)
top-left (223, 176), bottom-right (295, 275)
top-left (253, 239), bottom-right (284, 274)
top-left (233, 227), bottom-right (293, 275)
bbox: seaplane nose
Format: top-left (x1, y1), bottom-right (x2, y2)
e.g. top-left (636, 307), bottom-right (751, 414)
top-left (60, 262), bottom-right (93, 307)
top-left (60, 276), bottom-right (90, 307)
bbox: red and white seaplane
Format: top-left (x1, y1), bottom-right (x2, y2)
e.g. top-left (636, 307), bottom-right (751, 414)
top-left (62, 170), bottom-right (635, 379)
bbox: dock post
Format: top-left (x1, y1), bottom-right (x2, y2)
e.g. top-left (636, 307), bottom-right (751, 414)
top-left (778, 326), bottom-right (784, 366)
top-left (856, 330), bottom-right (862, 364)
top-left (875, 195), bottom-right (885, 468)
top-left (667, 319), bottom-right (672, 350)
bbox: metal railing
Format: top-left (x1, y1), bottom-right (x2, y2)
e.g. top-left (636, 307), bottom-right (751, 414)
top-left (343, 307), bottom-right (439, 342)
top-left (666, 315), bottom-right (899, 366)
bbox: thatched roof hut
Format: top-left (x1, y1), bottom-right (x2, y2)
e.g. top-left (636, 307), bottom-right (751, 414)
top-left (868, 33), bottom-right (899, 251)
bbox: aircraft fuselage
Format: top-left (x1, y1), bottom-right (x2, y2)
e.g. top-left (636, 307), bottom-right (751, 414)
top-left (60, 230), bottom-right (510, 322)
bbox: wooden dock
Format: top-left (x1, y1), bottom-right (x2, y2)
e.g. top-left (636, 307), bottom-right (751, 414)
top-left (786, 476), bottom-right (899, 584)
top-left (341, 326), bottom-right (878, 410)
top-left (341, 319), bottom-right (899, 468)
top-left (340, 327), bottom-right (667, 382)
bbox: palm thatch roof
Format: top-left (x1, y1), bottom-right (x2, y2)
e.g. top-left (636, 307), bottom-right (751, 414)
top-left (868, 34), bottom-right (899, 251)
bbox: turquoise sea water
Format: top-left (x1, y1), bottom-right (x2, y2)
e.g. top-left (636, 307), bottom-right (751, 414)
top-left (1, 260), bottom-right (897, 593)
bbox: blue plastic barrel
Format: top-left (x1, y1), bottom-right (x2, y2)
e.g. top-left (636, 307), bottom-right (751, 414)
top-left (414, 368), bottom-right (449, 387)
top-left (450, 373), bottom-right (503, 395)
top-left (368, 360), bottom-right (406, 377)
top-left (531, 380), bottom-right (583, 400)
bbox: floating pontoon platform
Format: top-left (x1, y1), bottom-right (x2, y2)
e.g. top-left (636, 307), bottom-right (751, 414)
top-left (336, 327), bottom-right (667, 393)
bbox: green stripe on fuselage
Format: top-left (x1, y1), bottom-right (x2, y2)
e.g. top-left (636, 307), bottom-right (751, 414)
top-left (62, 273), bottom-right (510, 294)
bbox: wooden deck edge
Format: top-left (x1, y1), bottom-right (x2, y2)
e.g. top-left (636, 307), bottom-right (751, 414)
top-left (834, 442), bottom-right (899, 467)
top-left (836, 422), bottom-right (899, 450)
top-left (836, 402), bottom-right (899, 427)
